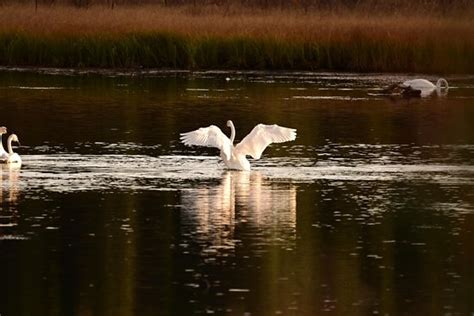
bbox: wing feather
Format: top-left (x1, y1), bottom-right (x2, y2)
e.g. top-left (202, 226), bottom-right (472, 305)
top-left (235, 124), bottom-right (296, 159)
top-left (180, 125), bottom-right (232, 160)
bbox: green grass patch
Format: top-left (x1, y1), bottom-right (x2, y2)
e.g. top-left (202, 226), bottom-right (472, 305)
top-left (0, 31), bottom-right (472, 73)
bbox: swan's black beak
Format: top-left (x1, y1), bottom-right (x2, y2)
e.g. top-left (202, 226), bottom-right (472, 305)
top-left (17, 141), bottom-right (21, 146)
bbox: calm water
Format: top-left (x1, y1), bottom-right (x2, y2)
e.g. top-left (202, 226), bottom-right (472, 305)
top-left (0, 69), bottom-right (473, 315)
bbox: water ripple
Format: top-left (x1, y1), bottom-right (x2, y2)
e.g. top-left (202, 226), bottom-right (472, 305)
top-left (4, 154), bottom-right (472, 193)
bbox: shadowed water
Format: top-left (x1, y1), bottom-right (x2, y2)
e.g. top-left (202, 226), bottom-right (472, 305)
top-left (0, 70), bottom-right (473, 315)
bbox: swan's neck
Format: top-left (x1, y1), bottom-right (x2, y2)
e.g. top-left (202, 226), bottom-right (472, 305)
top-left (229, 121), bottom-right (236, 144)
top-left (436, 78), bottom-right (448, 90)
top-left (7, 135), bottom-right (14, 155)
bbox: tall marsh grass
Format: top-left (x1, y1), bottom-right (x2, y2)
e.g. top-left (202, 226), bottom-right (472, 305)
top-left (0, 5), bottom-right (473, 72)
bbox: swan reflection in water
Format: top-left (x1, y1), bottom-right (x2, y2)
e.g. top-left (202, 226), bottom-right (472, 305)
top-left (0, 164), bottom-right (21, 238)
top-left (180, 171), bottom-right (297, 254)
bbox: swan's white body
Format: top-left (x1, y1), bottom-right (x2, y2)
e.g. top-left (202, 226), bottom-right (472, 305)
top-left (180, 120), bottom-right (296, 171)
top-left (401, 78), bottom-right (448, 97)
top-left (6, 153), bottom-right (21, 165)
top-left (0, 126), bottom-right (7, 160)
top-left (1, 134), bottom-right (21, 165)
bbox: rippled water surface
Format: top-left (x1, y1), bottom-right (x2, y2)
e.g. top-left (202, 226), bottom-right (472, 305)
top-left (0, 70), bottom-right (473, 315)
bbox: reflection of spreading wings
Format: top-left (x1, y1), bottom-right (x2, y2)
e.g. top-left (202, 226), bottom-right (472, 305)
top-left (180, 171), bottom-right (297, 252)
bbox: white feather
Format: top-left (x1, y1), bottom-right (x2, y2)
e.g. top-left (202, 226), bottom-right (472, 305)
top-left (180, 121), bottom-right (297, 170)
top-left (180, 125), bottom-right (232, 160)
top-left (235, 124), bottom-right (297, 159)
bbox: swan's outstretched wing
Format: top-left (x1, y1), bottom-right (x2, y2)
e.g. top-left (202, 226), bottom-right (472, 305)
top-left (235, 124), bottom-right (296, 159)
top-left (180, 125), bottom-right (232, 160)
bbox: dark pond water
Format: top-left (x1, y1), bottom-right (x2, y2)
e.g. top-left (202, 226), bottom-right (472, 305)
top-left (0, 69), bottom-right (473, 315)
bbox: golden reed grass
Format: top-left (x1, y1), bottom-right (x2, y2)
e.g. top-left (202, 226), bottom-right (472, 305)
top-left (0, 4), bottom-right (473, 72)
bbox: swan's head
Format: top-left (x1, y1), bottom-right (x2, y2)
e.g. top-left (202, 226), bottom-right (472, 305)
top-left (0, 126), bottom-right (6, 135)
top-left (436, 78), bottom-right (449, 90)
top-left (10, 134), bottom-right (20, 144)
top-left (226, 120), bottom-right (233, 128)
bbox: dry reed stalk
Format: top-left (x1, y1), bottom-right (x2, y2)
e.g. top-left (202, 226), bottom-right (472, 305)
top-left (0, 5), bottom-right (472, 40)
top-left (0, 5), bottom-right (473, 72)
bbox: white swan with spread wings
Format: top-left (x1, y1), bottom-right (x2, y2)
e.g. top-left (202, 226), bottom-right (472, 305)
top-left (180, 120), bottom-right (297, 171)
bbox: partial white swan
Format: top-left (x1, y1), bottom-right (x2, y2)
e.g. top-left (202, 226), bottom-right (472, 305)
top-left (180, 120), bottom-right (297, 171)
top-left (0, 126), bottom-right (7, 160)
top-left (2, 134), bottom-right (21, 165)
top-left (401, 78), bottom-right (448, 97)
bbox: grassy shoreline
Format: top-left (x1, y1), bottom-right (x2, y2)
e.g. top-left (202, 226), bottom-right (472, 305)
top-left (1, 5), bottom-right (473, 73)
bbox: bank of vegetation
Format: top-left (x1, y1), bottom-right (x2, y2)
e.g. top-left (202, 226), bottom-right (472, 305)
top-left (0, 2), bottom-right (473, 73)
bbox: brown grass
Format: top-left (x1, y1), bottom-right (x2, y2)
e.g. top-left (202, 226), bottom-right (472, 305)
top-left (1, 4), bottom-right (473, 40)
top-left (0, 4), bottom-right (473, 72)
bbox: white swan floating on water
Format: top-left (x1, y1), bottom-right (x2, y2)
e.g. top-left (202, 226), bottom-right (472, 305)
top-left (0, 133), bottom-right (21, 165)
top-left (402, 78), bottom-right (449, 97)
top-left (383, 78), bottom-right (449, 97)
top-left (180, 120), bottom-right (297, 171)
top-left (402, 78), bottom-right (448, 90)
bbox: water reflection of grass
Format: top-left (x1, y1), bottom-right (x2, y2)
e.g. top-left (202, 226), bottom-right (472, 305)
top-left (0, 5), bottom-right (473, 72)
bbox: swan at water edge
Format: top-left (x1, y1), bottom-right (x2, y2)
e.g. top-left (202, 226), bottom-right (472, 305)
top-left (180, 120), bottom-right (297, 171)
top-left (1, 134), bottom-right (21, 165)
top-left (0, 126), bottom-right (7, 160)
